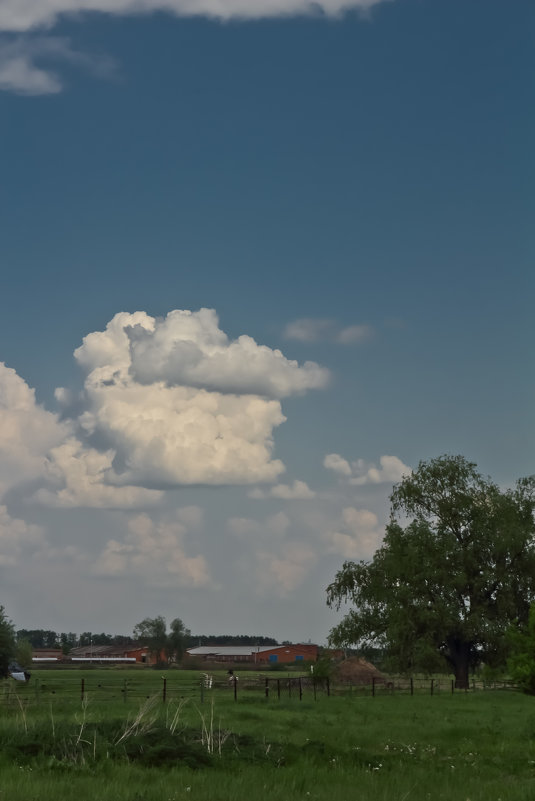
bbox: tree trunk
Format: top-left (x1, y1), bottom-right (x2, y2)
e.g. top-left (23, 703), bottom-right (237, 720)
top-left (447, 638), bottom-right (471, 689)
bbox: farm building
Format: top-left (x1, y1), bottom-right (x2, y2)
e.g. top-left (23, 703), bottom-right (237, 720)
top-left (186, 644), bottom-right (318, 664)
top-left (31, 648), bottom-right (64, 663)
top-left (68, 644), bottom-right (157, 663)
top-left (31, 644), bottom-right (160, 665)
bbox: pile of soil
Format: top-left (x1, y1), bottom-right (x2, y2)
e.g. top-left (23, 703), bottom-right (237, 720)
top-left (333, 657), bottom-right (386, 686)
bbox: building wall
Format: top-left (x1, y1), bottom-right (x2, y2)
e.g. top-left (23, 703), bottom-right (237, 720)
top-left (256, 644), bottom-right (318, 664)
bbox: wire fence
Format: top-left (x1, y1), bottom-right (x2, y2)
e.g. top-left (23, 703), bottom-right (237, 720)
top-left (0, 672), bottom-right (518, 710)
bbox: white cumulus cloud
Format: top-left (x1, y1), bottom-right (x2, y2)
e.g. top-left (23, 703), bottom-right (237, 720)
top-left (324, 505), bottom-right (382, 559)
top-left (324, 452), bottom-right (410, 486)
top-left (0, 361), bottom-right (163, 509)
top-left (0, 505), bottom-right (45, 566)
top-left (71, 309), bottom-right (326, 488)
top-left (94, 510), bottom-right (210, 587)
top-left (126, 308), bottom-right (328, 398)
top-left (0, 308), bottom-right (325, 507)
top-left (323, 453), bottom-right (352, 476)
top-left (349, 454), bottom-right (410, 486)
top-left (0, 362), bottom-right (69, 499)
top-left (35, 438), bottom-right (163, 508)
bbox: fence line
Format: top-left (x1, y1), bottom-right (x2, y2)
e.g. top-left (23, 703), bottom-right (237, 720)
top-left (0, 673), bottom-right (518, 710)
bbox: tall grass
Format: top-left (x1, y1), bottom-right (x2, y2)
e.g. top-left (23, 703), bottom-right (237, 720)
top-left (0, 670), bottom-right (534, 800)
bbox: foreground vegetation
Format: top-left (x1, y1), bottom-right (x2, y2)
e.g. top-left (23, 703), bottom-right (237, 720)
top-left (0, 669), bottom-right (534, 800)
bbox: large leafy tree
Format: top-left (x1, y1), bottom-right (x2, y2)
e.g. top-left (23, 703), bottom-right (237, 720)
top-left (327, 456), bottom-right (535, 688)
top-left (0, 607), bottom-right (16, 677)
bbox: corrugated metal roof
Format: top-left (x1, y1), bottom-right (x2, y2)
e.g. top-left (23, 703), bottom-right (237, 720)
top-left (187, 646), bottom-right (274, 656)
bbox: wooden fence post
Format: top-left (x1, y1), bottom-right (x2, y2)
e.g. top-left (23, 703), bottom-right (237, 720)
top-left (410, 677), bottom-right (413, 696)
top-left (233, 677), bottom-right (238, 701)
top-left (313, 677), bottom-right (317, 701)
top-left (162, 677), bottom-right (167, 703)
top-left (81, 678), bottom-right (85, 702)
top-left (277, 679), bottom-right (280, 700)
top-left (326, 677), bottom-right (330, 697)
top-left (430, 678), bottom-right (434, 696)
top-left (372, 676), bottom-right (376, 697)
top-left (299, 677), bottom-right (302, 701)
top-left (265, 678), bottom-right (269, 698)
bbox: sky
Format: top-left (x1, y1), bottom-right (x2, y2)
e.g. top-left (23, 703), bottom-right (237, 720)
top-left (0, 0), bottom-right (533, 644)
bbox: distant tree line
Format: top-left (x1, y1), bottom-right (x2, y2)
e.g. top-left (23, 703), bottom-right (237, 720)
top-left (14, 625), bottom-right (278, 658)
top-left (194, 635), bottom-right (278, 646)
top-left (16, 630), bottom-right (135, 654)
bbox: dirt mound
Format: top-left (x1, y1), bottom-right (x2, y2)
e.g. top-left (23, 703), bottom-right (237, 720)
top-left (333, 657), bottom-right (385, 685)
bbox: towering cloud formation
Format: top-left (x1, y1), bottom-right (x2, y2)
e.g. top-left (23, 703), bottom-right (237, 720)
top-left (72, 309), bottom-right (327, 489)
top-left (0, 309), bottom-right (327, 507)
top-left (125, 308), bottom-right (328, 398)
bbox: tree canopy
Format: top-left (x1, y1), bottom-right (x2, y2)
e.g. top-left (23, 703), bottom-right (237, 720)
top-left (0, 607), bottom-right (16, 677)
top-left (133, 616), bottom-right (191, 664)
top-left (507, 603), bottom-right (535, 694)
top-left (327, 455), bottom-right (535, 688)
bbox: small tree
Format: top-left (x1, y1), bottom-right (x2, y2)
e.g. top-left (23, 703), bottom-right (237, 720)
top-left (15, 639), bottom-right (33, 669)
top-left (0, 607), bottom-right (16, 677)
top-left (166, 618), bottom-right (190, 664)
top-left (133, 616), bottom-right (168, 664)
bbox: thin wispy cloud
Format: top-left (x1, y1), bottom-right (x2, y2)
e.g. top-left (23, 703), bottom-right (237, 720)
top-left (248, 480), bottom-right (316, 500)
top-left (0, 1), bottom-right (393, 34)
top-left (0, 0), bottom-right (393, 94)
top-left (0, 36), bottom-right (117, 95)
top-left (284, 318), bottom-right (373, 345)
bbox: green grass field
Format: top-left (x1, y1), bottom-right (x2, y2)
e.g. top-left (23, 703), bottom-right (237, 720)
top-left (1, 669), bottom-right (534, 801)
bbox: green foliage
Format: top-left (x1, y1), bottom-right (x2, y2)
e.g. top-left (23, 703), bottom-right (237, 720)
top-left (17, 629), bottom-right (59, 648)
top-left (310, 656), bottom-right (334, 679)
top-left (134, 616), bottom-right (192, 664)
top-left (133, 616), bottom-right (168, 663)
top-left (327, 455), bottom-right (535, 689)
top-left (14, 639), bottom-right (33, 669)
top-left (508, 604), bottom-right (535, 694)
top-left (0, 606), bottom-right (15, 677)
top-left (166, 618), bottom-right (190, 663)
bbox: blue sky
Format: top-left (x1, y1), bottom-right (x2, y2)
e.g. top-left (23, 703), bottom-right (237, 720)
top-left (0, 0), bottom-right (533, 643)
